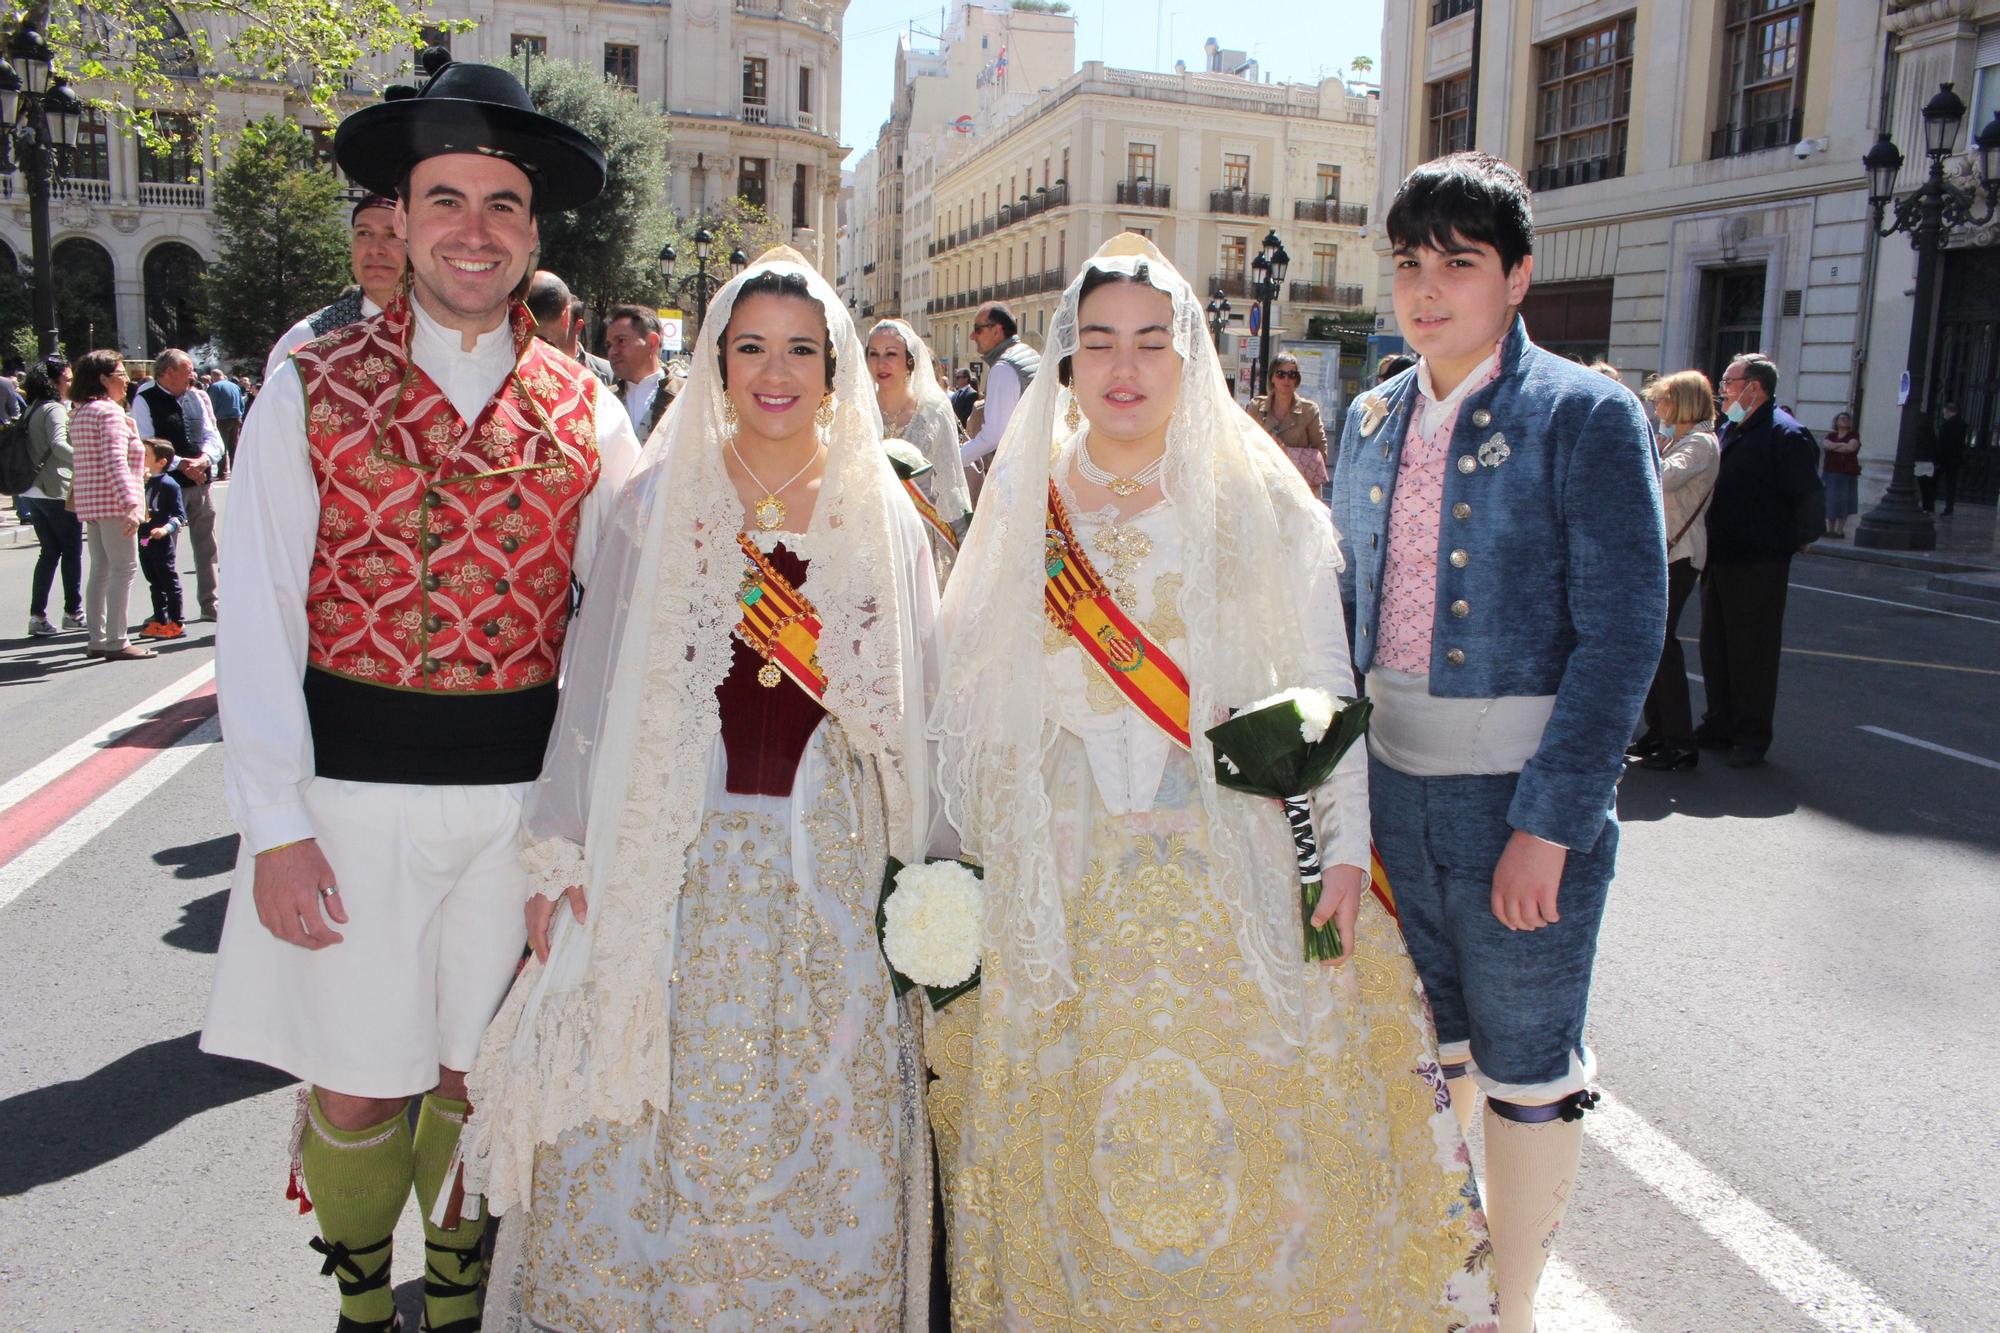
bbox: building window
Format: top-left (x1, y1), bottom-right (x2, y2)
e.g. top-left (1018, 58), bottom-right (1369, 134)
top-left (604, 43), bottom-right (638, 91)
top-left (69, 106), bottom-right (111, 180)
top-left (1520, 279), bottom-right (1615, 362)
top-left (1969, 24), bottom-right (1999, 134)
top-left (1316, 163), bottom-right (1342, 201)
top-left (138, 112), bottom-right (202, 183)
top-left (1714, 0), bottom-right (1811, 158)
top-left (510, 33), bottom-right (546, 57)
top-left (1061, 148), bottom-right (1070, 182)
top-left (798, 64), bottom-right (813, 114)
top-left (740, 156), bottom-right (768, 208)
top-left (1313, 243), bottom-right (1338, 284)
top-left (1531, 16), bottom-right (1634, 190)
top-left (1221, 234), bottom-right (1247, 278)
top-left (1427, 74), bottom-right (1472, 156)
top-left (1430, 0), bottom-right (1474, 23)
top-left (418, 24), bottom-right (450, 53)
top-left (742, 57), bottom-right (768, 122)
top-left (1126, 142), bottom-right (1156, 185)
top-left (1223, 151), bottom-right (1251, 193)
top-left (792, 166), bottom-right (808, 230)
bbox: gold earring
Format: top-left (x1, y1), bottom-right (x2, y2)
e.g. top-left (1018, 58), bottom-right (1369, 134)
top-left (1064, 394), bottom-right (1082, 432)
top-left (721, 398), bottom-right (739, 430)
top-left (816, 393), bottom-right (836, 428)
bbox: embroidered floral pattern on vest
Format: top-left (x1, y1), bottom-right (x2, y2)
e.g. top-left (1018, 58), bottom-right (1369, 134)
top-left (295, 293), bottom-right (601, 693)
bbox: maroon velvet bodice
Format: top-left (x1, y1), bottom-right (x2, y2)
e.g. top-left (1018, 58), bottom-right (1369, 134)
top-left (717, 544), bottom-right (829, 796)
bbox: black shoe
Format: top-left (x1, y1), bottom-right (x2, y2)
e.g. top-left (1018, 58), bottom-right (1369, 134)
top-left (1641, 745), bottom-right (1699, 771)
top-left (1725, 745), bottom-right (1766, 769)
top-left (1626, 734), bottom-right (1664, 759)
top-left (1693, 728), bottom-right (1731, 752)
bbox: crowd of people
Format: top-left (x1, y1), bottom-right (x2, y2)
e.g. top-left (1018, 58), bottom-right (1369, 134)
top-left (0, 44), bottom-right (1924, 1333)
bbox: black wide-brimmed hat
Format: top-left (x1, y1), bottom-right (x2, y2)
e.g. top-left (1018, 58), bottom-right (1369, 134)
top-left (334, 49), bottom-right (606, 213)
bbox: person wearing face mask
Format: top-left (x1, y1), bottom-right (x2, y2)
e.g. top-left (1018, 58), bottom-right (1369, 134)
top-left (1630, 370), bottom-right (1720, 770)
top-left (1696, 353), bottom-right (1824, 768)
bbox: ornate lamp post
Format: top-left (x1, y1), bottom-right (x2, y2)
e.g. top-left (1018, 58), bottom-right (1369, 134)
top-left (658, 226), bottom-right (749, 331)
top-left (1251, 228), bottom-right (1289, 398)
top-left (1205, 292), bottom-right (1231, 348)
top-left (0, 25), bottom-right (85, 356)
top-left (1854, 84), bottom-right (2000, 551)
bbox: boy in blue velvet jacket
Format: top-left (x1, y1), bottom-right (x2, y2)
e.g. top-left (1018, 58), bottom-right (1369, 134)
top-left (1330, 152), bottom-right (1664, 1333)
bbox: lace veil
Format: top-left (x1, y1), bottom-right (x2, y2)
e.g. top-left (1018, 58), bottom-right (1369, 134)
top-left (930, 233), bottom-right (1346, 1045)
top-left (869, 317), bottom-right (972, 525)
top-left (465, 246), bottom-right (929, 1214)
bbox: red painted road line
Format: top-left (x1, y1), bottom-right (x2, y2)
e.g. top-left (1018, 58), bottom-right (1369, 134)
top-left (0, 681), bottom-right (218, 870)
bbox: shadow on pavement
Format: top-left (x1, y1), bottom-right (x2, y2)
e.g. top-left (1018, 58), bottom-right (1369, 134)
top-left (155, 833), bottom-right (238, 879)
top-left (0, 1032), bottom-right (291, 1196)
top-left (1618, 763), bottom-right (1803, 823)
top-left (163, 889), bottom-right (228, 953)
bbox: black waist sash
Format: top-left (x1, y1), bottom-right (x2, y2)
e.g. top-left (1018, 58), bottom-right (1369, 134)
top-left (304, 667), bottom-right (558, 785)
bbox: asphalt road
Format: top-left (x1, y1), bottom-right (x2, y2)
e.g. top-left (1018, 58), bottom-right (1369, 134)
top-left (0, 504), bottom-right (1994, 1331)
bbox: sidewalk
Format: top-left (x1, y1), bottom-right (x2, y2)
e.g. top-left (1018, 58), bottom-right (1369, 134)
top-left (1805, 461), bottom-right (2000, 602)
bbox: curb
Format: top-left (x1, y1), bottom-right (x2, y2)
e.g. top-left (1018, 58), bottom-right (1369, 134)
top-left (1929, 572), bottom-right (2000, 604)
top-left (0, 523), bottom-right (35, 551)
top-left (1802, 542), bottom-right (1996, 576)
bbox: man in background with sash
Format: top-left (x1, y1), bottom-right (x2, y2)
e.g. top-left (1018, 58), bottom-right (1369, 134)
top-left (202, 52), bottom-right (638, 1333)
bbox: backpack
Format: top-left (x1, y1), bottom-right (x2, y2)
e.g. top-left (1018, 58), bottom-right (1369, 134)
top-left (0, 405), bottom-right (51, 496)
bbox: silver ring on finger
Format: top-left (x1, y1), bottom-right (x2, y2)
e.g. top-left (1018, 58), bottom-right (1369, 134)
top-left (319, 883), bottom-right (337, 899)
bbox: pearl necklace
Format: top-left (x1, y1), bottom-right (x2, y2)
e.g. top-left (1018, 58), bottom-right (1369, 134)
top-left (730, 436), bottom-right (823, 531)
top-left (1076, 437), bottom-right (1166, 498)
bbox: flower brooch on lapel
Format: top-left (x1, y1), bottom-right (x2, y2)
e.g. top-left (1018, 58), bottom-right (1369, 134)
top-left (1356, 392), bottom-right (1390, 438)
top-left (1478, 433), bottom-right (1510, 469)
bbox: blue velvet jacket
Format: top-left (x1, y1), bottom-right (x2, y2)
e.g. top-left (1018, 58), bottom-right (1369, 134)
top-left (1330, 317), bottom-right (1665, 851)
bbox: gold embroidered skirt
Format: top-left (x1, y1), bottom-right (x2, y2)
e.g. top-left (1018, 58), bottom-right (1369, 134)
top-left (929, 745), bottom-right (1495, 1330)
top-left (517, 768), bottom-right (927, 1332)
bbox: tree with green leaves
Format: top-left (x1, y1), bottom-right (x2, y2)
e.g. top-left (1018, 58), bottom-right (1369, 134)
top-left (203, 116), bottom-right (350, 368)
top-left (1349, 55), bottom-right (1375, 77)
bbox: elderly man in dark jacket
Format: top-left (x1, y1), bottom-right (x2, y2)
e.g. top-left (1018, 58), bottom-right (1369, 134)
top-left (1696, 353), bottom-right (1824, 767)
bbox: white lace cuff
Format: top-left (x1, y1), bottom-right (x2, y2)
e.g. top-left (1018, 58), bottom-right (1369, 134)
top-left (518, 837), bottom-right (586, 903)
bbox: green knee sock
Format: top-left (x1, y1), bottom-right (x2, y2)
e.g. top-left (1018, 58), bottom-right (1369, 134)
top-left (413, 1093), bottom-right (486, 1330)
top-left (300, 1091), bottom-right (413, 1327)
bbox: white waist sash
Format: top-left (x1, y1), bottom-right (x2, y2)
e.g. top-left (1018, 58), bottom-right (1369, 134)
top-left (1366, 666), bottom-right (1555, 777)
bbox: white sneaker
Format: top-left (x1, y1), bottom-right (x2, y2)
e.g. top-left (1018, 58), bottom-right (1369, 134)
top-left (28, 615), bottom-right (58, 637)
top-left (61, 611), bottom-right (84, 630)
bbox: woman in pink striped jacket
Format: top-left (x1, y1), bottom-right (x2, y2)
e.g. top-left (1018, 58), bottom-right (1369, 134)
top-left (67, 349), bottom-right (154, 660)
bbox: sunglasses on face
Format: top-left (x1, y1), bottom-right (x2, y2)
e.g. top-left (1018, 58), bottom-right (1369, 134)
top-left (1272, 370), bottom-right (1300, 380)
top-left (973, 322), bottom-right (996, 332)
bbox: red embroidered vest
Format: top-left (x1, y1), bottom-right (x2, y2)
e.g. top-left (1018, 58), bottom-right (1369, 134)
top-left (294, 293), bottom-right (601, 694)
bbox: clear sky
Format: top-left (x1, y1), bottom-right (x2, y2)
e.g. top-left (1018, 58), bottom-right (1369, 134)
top-left (837, 0), bottom-right (1387, 169)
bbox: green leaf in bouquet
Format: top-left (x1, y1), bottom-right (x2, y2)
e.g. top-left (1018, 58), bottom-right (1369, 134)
top-left (1205, 695), bottom-right (1374, 798)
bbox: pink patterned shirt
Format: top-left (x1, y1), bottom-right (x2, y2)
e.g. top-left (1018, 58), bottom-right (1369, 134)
top-left (1376, 351), bottom-right (1503, 673)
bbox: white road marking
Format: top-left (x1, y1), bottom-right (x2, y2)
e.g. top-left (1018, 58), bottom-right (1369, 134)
top-left (1541, 1256), bottom-right (1639, 1333)
top-left (1585, 1093), bottom-right (1924, 1333)
top-left (1791, 581), bottom-right (2000, 626)
top-left (1857, 725), bottom-right (2000, 773)
top-left (0, 714), bottom-right (221, 914)
top-left (0, 660), bottom-right (215, 811)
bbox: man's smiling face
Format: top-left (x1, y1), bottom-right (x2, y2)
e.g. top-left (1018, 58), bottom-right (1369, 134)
top-left (398, 154), bottom-right (539, 331)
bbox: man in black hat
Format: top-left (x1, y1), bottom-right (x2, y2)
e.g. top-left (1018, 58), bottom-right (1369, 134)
top-left (264, 193), bottom-right (408, 380)
top-left (202, 51), bottom-right (639, 1333)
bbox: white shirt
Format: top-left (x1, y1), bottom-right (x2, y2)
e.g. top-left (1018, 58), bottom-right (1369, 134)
top-left (130, 380), bottom-right (225, 478)
top-left (218, 297), bottom-right (642, 854)
top-left (961, 357), bottom-right (1025, 465)
top-left (264, 296), bottom-right (383, 382)
top-left (1413, 345), bottom-right (1503, 439)
top-left (621, 369), bottom-right (664, 434)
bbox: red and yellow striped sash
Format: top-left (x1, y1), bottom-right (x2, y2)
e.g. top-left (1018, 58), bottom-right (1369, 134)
top-left (902, 477), bottom-right (960, 551)
top-left (734, 533), bottom-right (826, 699)
top-left (1043, 484), bottom-right (1192, 749)
top-left (1368, 844), bottom-right (1397, 920)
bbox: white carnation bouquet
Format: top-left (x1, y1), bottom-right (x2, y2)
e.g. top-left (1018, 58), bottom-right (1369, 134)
top-left (877, 857), bottom-right (983, 1009)
top-left (1205, 687), bottom-right (1373, 962)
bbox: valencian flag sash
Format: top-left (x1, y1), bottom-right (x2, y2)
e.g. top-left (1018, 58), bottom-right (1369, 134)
top-left (886, 447), bottom-right (961, 551)
top-left (1043, 483), bottom-right (1191, 749)
top-left (1043, 483), bottom-right (1399, 920)
top-left (735, 533), bottom-right (827, 698)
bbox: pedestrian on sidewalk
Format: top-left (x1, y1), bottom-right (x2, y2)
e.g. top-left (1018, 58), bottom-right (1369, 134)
top-left (16, 356), bottom-right (83, 638)
top-left (66, 350), bottom-right (153, 661)
top-left (198, 50), bottom-right (636, 1333)
top-left (205, 369), bottom-right (245, 479)
top-left (1821, 410), bottom-right (1861, 537)
top-left (1331, 152), bottom-right (1664, 1333)
top-left (131, 349), bottom-right (222, 621)
top-left (1632, 370), bottom-right (1720, 770)
top-left (1697, 353), bottom-right (1823, 767)
top-left (137, 439), bottom-right (186, 639)
top-left (1934, 402), bottom-right (1967, 516)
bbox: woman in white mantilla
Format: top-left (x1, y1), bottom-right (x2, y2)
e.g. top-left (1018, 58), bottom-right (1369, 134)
top-left (867, 317), bottom-right (972, 583)
top-left (463, 248), bottom-right (938, 1331)
top-left (927, 234), bottom-right (1495, 1329)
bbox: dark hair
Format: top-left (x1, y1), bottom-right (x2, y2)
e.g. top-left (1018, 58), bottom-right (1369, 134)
top-left (22, 354), bottom-right (68, 404)
top-left (1056, 264), bottom-right (1156, 386)
top-left (70, 349), bottom-right (127, 402)
top-left (953, 367), bottom-right (972, 383)
top-left (977, 302), bottom-right (1018, 338)
top-left (1385, 151), bottom-right (1534, 274)
top-left (146, 437), bottom-right (177, 465)
top-left (1729, 352), bottom-right (1779, 395)
top-left (716, 270), bottom-right (836, 390)
top-left (608, 303), bottom-right (663, 340)
top-left (1375, 353), bottom-right (1417, 383)
top-left (524, 271), bottom-right (573, 324)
